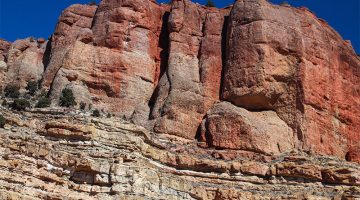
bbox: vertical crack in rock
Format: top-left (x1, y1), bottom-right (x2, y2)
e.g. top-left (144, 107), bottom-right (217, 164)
top-left (150, 0), bottom-right (231, 139)
top-left (149, 11), bottom-right (171, 118)
top-left (42, 36), bottom-right (52, 71)
top-left (158, 12), bottom-right (170, 83)
top-left (219, 15), bottom-right (229, 99)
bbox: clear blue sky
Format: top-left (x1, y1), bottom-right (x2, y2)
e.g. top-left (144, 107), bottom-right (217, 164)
top-left (0, 0), bottom-right (359, 53)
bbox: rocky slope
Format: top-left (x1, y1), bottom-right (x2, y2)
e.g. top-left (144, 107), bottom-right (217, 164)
top-left (0, 0), bottom-right (359, 199)
top-left (0, 108), bottom-right (359, 199)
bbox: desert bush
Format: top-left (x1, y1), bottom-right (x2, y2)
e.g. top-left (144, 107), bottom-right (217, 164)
top-left (205, 0), bottom-right (215, 7)
top-left (4, 84), bottom-right (20, 98)
top-left (280, 1), bottom-right (289, 6)
top-left (11, 99), bottom-right (31, 111)
top-left (92, 109), bottom-right (100, 117)
top-left (107, 113), bottom-right (112, 118)
top-left (59, 88), bottom-right (76, 107)
top-left (0, 115), bottom-right (5, 128)
top-left (36, 97), bottom-right (51, 108)
top-left (88, 1), bottom-right (96, 5)
top-left (39, 90), bottom-right (48, 98)
top-left (80, 102), bottom-right (87, 110)
top-left (25, 81), bottom-right (38, 96)
top-left (2, 99), bottom-right (7, 107)
top-left (26, 80), bottom-right (38, 96)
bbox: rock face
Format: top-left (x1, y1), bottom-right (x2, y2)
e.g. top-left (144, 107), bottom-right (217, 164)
top-left (222, 0), bottom-right (360, 161)
top-left (0, 0), bottom-right (360, 198)
top-left (0, 38), bottom-right (46, 89)
top-left (43, 1), bottom-right (168, 125)
top-left (0, 109), bottom-right (359, 199)
top-left (150, 0), bottom-right (230, 138)
top-left (41, 4), bottom-right (98, 88)
top-left (0, 39), bottom-right (11, 90)
top-left (0, 0), bottom-right (357, 160)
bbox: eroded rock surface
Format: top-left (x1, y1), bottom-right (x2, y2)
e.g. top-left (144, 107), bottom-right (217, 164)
top-left (151, 0), bottom-right (230, 138)
top-left (0, 108), bottom-right (359, 199)
top-left (222, 0), bottom-right (360, 161)
top-left (4, 38), bottom-right (46, 88)
top-left (199, 102), bottom-right (295, 155)
top-left (0, 39), bottom-right (11, 90)
top-left (0, 0), bottom-right (359, 198)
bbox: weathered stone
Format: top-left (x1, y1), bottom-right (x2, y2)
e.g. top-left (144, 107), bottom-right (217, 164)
top-left (200, 102), bottom-right (295, 155)
top-left (44, 121), bottom-right (96, 140)
top-left (5, 38), bottom-right (45, 88)
top-left (151, 0), bottom-right (230, 139)
top-left (222, 0), bottom-right (360, 160)
top-left (0, 108), bottom-right (359, 199)
top-left (0, 0), bottom-right (359, 198)
top-left (42, 4), bottom-right (97, 88)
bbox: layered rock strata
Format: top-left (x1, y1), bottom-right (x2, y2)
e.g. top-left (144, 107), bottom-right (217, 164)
top-left (0, 108), bottom-right (359, 199)
top-left (0, 2), bottom-right (359, 197)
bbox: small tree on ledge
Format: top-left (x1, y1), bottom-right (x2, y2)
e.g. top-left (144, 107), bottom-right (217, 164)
top-left (26, 80), bottom-right (38, 96)
top-left (59, 88), bottom-right (76, 107)
top-left (206, 0), bottom-right (216, 7)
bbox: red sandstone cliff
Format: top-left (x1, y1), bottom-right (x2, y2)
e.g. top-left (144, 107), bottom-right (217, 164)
top-left (0, 0), bottom-right (359, 164)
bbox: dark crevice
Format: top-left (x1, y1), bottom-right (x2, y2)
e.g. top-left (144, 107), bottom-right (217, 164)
top-left (219, 16), bottom-right (229, 100)
top-left (148, 11), bottom-right (171, 116)
top-left (197, 16), bottom-right (206, 83)
top-left (158, 12), bottom-right (170, 82)
top-left (195, 115), bottom-right (207, 142)
top-left (42, 36), bottom-right (52, 71)
top-left (295, 58), bottom-right (305, 146)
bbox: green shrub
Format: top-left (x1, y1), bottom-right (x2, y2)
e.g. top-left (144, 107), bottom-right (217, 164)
top-left (4, 84), bottom-right (20, 98)
top-left (11, 99), bottom-right (31, 111)
top-left (280, 1), bottom-right (289, 6)
top-left (88, 1), bottom-right (96, 5)
top-left (107, 113), bottom-right (111, 118)
top-left (36, 97), bottom-right (51, 108)
top-left (2, 99), bottom-right (7, 107)
top-left (39, 90), bottom-right (48, 98)
top-left (26, 80), bottom-right (38, 96)
top-left (29, 37), bottom-right (36, 42)
top-left (92, 109), bottom-right (100, 117)
top-left (59, 88), bottom-right (76, 107)
top-left (80, 102), bottom-right (86, 110)
top-left (0, 115), bottom-right (5, 128)
top-left (205, 0), bottom-right (215, 7)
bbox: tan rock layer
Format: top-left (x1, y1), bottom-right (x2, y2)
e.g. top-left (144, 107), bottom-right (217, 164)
top-left (0, 108), bottom-right (359, 199)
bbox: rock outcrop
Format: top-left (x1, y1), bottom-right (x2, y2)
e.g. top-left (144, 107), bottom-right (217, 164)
top-left (0, 108), bottom-right (359, 199)
top-left (0, 39), bottom-right (11, 90)
top-left (150, 0), bottom-right (230, 138)
top-left (42, 1), bottom-right (168, 126)
top-left (5, 38), bottom-right (46, 88)
top-left (0, 0), bottom-right (358, 160)
top-left (221, 0), bottom-right (360, 161)
top-left (199, 102), bottom-right (295, 155)
top-left (0, 38), bottom-right (46, 89)
top-left (0, 0), bottom-right (359, 198)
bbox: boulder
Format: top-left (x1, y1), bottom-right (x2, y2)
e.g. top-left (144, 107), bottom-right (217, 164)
top-left (200, 102), bottom-right (295, 155)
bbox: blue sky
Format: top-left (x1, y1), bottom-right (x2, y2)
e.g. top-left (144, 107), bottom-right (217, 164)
top-left (0, 0), bottom-right (359, 53)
